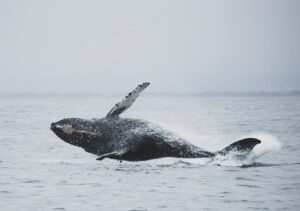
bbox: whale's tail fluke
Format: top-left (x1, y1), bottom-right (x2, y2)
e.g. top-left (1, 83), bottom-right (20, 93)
top-left (215, 138), bottom-right (261, 157)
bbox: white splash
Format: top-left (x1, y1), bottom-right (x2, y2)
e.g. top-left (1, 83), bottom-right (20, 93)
top-left (212, 132), bottom-right (282, 167)
top-left (248, 132), bottom-right (282, 158)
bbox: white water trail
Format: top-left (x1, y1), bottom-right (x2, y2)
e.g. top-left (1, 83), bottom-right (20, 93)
top-left (248, 132), bottom-right (282, 158)
top-left (212, 132), bottom-right (282, 167)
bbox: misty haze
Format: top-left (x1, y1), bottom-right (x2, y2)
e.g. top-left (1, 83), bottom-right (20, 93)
top-left (0, 1), bottom-right (300, 211)
top-left (1, 0), bottom-right (300, 94)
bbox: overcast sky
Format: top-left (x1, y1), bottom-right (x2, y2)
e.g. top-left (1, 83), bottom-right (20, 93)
top-left (0, 0), bottom-right (299, 94)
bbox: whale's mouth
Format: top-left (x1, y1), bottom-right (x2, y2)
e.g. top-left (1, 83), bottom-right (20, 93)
top-left (51, 123), bottom-right (75, 133)
top-left (51, 123), bottom-right (63, 130)
top-left (50, 123), bottom-right (55, 130)
top-left (51, 122), bottom-right (101, 138)
top-left (51, 123), bottom-right (79, 135)
top-left (50, 123), bottom-right (65, 138)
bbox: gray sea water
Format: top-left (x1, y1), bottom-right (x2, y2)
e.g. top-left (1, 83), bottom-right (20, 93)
top-left (0, 96), bottom-right (299, 211)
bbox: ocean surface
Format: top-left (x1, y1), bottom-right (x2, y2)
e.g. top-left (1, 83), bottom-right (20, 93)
top-left (0, 95), bottom-right (299, 211)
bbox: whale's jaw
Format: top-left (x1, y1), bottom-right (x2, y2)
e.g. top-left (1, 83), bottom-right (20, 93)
top-left (50, 119), bottom-right (103, 155)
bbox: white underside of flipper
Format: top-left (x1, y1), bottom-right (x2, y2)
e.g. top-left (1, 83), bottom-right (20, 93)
top-left (106, 82), bottom-right (150, 118)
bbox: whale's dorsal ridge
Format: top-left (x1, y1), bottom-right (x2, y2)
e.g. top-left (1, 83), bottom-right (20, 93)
top-left (106, 82), bottom-right (150, 118)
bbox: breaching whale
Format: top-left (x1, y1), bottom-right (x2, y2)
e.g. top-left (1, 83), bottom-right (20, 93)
top-left (51, 82), bottom-right (261, 162)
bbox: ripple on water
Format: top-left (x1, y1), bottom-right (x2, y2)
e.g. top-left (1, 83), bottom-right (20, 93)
top-left (1, 190), bottom-right (10, 194)
top-left (223, 199), bottom-right (265, 204)
top-left (220, 191), bottom-right (231, 195)
top-left (157, 205), bottom-right (168, 209)
top-left (247, 207), bottom-right (270, 210)
top-left (236, 177), bottom-right (255, 181)
top-left (22, 179), bottom-right (41, 184)
top-left (237, 184), bottom-right (261, 188)
top-left (177, 177), bottom-right (187, 180)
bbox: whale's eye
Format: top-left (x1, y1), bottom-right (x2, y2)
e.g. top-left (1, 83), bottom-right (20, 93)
top-left (62, 124), bottom-right (75, 134)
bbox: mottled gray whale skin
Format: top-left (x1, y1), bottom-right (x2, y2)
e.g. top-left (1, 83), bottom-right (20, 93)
top-left (51, 82), bottom-right (261, 161)
top-left (51, 117), bottom-right (216, 161)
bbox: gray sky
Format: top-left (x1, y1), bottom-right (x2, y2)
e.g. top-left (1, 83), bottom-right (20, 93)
top-left (0, 0), bottom-right (299, 94)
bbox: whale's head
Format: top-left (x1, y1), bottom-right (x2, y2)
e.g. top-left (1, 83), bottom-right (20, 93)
top-left (51, 118), bottom-right (103, 154)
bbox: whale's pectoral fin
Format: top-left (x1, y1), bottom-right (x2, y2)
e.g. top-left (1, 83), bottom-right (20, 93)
top-left (216, 138), bottom-right (261, 156)
top-left (96, 151), bottom-right (124, 161)
top-left (106, 82), bottom-right (150, 118)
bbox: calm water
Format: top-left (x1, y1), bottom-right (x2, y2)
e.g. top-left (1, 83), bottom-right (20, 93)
top-left (0, 96), bottom-right (299, 210)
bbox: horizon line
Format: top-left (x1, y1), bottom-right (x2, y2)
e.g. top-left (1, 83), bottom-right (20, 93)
top-left (1, 90), bottom-right (300, 97)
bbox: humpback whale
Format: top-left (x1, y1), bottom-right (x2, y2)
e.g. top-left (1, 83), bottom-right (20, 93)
top-left (51, 82), bottom-right (261, 162)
